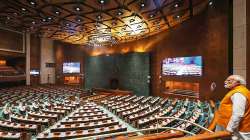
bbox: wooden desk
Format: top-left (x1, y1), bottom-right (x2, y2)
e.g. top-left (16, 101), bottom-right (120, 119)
top-left (37, 125), bottom-right (127, 140)
top-left (61, 116), bottom-right (113, 124)
top-left (51, 120), bottom-right (119, 132)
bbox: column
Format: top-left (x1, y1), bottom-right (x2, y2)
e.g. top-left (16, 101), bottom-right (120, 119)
top-left (25, 32), bottom-right (30, 85)
top-left (233, 0), bottom-right (247, 79)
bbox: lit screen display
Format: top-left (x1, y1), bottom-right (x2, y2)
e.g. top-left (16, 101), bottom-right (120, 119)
top-left (162, 56), bottom-right (202, 76)
top-left (63, 62), bottom-right (80, 74)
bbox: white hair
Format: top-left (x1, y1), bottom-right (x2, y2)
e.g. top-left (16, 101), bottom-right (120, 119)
top-left (229, 75), bottom-right (246, 85)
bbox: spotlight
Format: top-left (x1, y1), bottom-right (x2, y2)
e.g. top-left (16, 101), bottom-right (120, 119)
top-left (176, 15), bottom-right (180, 18)
top-left (30, 1), bottom-right (36, 5)
top-left (32, 21), bottom-right (36, 24)
top-left (174, 4), bottom-right (179, 8)
top-left (149, 14), bottom-right (154, 18)
top-left (96, 15), bottom-right (102, 20)
top-left (76, 18), bottom-right (82, 22)
top-left (99, 0), bottom-right (105, 4)
top-left (55, 11), bottom-right (60, 15)
top-left (42, 18), bottom-right (46, 22)
top-left (140, 3), bottom-right (145, 8)
top-left (47, 17), bottom-right (52, 20)
top-left (209, 1), bottom-right (213, 6)
top-left (21, 8), bottom-right (26, 11)
top-left (117, 10), bottom-right (123, 16)
top-left (75, 7), bottom-right (81, 11)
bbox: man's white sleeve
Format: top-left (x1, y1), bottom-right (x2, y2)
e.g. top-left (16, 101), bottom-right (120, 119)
top-left (226, 93), bottom-right (247, 132)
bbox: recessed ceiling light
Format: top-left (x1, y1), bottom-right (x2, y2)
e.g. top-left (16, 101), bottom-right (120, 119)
top-left (47, 17), bottom-right (52, 20)
top-left (149, 14), bottom-right (154, 18)
top-left (6, 17), bottom-right (10, 20)
top-left (75, 7), bottom-right (81, 11)
top-left (174, 4), bottom-right (179, 8)
top-left (55, 11), bottom-right (60, 15)
top-left (117, 10), bottom-right (123, 16)
top-left (42, 19), bottom-right (46, 22)
top-left (99, 0), bottom-right (105, 4)
top-left (66, 23), bottom-right (69, 26)
top-left (209, 1), bottom-right (213, 5)
top-left (13, 12), bottom-right (17, 15)
top-left (32, 21), bottom-right (36, 24)
top-left (76, 18), bottom-right (82, 22)
top-left (97, 15), bottom-right (102, 20)
top-left (21, 8), bottom-right (26, 11)
top-left (176, 15), bottom-right (180, 18)
top-left (140, 3), bottom-right (145, 8)
top-left (30, 1), bottom-right (36, 5)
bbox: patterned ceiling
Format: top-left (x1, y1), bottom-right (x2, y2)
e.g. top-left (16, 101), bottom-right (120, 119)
top-left (0, 0), bottom-right (209, 46)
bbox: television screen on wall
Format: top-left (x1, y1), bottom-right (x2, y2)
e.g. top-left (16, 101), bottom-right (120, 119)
top-left (63, 62), bottom-right (80, 74)
top-left (162, 56), bottom-right (202, 76)
top-left (30, 70), bottom-right (40, 75)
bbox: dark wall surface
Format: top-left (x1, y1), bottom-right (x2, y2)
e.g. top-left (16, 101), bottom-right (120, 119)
top-left (54, 41), bottom-right (85, 86)
top-left (30, 34), bottom-right (41, 85)
top-left (151, 1), bottom-right (229, 100)
top-left (0, 28), bottom-right (23, 52)
top-left (85, 53), bottom-right (150, 96)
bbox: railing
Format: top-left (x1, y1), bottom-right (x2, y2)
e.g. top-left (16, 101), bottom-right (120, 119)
top-left (170, 131), bottom-right (231, 140)
top-left (156, 117), bottom-right (214, 134)
top-left (71, 127), bottom-right (187, 140)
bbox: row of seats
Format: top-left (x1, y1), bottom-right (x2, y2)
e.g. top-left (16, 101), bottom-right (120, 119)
top-left (101, 94), bottom-right (213, 135)
top-left (0, 86), bottom-right (214, 140)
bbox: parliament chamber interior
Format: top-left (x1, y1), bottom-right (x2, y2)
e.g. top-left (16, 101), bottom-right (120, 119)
top-left (0, 0), bottom-right (249, 140)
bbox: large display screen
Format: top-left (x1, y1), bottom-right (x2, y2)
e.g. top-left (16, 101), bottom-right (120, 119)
top-left (30, 70), bottom-right (39, 75)
top-left (162, 56), bottom-right (202, 76)
top-left (63, 62), bottom-right (80, 74)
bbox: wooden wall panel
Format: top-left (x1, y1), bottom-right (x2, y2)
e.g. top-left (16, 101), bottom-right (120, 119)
top-left (87, 1), bottom-right (229, 100)
top-left (54, 41), bottom-right (85, 86)
top-left (0, 28), bottom-right (23, 53)
top-left (152, 1), bottom-right (229, 100)
top-left (30, 34), bottom-right (40, 85)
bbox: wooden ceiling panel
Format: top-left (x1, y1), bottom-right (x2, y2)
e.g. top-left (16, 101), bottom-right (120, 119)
top-left (0, 0), bottom-right (208, 46)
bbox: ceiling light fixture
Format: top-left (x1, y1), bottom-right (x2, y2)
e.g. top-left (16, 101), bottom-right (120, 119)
top-left (55, 11), bottom-right (60, 15)
top-left (96, 15), bottom-right (102, 20)
top-left (75, 7), bottom-right (81, 11)
top-left (140, 3), bottom-right (145, 8)
top-left (30, 1), bottom-right (36, 5)
top-left (117, 10), bottom-right (123, 16)
top-left (209, 1), bottom-right (213, 6)
top-left (76, 18), bottom-right (82, 22)
top-left (21, 8), bottom-right (26, 11)
top-left (149, 14), bottom-right (155, 18)
top-left (99, 0), bottom-right (105, 4)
